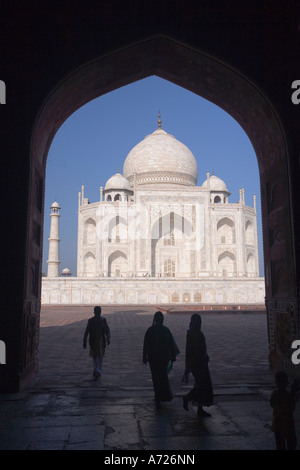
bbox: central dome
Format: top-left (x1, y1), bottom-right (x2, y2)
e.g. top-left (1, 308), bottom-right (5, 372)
top-left (123, 127), bottom-right (198, 187)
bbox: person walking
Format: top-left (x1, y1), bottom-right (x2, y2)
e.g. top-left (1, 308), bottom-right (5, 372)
top-left (143, 311), bottom-right (179, 410)
top-left (83, 306), bottom-right (111, 380)
top-left (270, 370), bottom-right (298, 450)
top-left (182, 313), bottom-right (213, 417)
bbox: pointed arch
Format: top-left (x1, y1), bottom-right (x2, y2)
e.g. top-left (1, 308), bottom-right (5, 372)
top-left (84, 218), bottom-right (96, 245)
top-left (194, 291), bottom-right (202, 303)
top-left (247, 253), bottom-right (256, 276)
top-left (217, 217), bottom-right (236, 244)
top-left (83, 251), bottom-right (96, 277)
top-left (12, 33), bottom-right (293, 391)
top-left (218, 251), bottom-right (236, 276)
top-left (245, 220), bottom-right (254, 245)
top-left (151, 211), bottom-right (193, 277)
top-left (108, 250), bottom-right (127, 277)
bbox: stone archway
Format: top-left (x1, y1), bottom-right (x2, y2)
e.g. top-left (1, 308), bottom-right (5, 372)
top-left (8, 36), bottom-right (296, 392)
top-left (83, 218), bottom-right (96, 245)
top-left (217, 217), bottom-right (236, 244)
top-left (83, 251), bottom-right (96, 277)
top-left (108, 250), bottom-right (128, 277)
top-left (151, 211), bottom-right (193, 277)
top-left (218, 251), bottom-right (236, 277)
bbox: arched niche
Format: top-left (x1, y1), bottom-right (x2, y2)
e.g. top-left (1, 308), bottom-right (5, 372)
top-left (108, 250), bottom-right (127, 277)
top-left (217, 217), bottom-right (236, 244)
top-left (84, 218), bottom-right (96, 245)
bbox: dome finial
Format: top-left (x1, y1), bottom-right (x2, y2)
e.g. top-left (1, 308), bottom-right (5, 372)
top-left (158, 111), bottom-right (162, 128)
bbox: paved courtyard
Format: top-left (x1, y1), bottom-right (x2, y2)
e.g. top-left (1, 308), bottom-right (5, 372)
top-left (0, 305), bottom-right (299, 451)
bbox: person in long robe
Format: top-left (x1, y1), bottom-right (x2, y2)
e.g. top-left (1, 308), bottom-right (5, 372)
top-left (270, 371), bottom-right (298, 450)
top-left (83, 306), bottom-right (110, 380)
top-left (182, 313), bottom-right (213, 417)
top-left (143, 311), bottom-right (179, 409)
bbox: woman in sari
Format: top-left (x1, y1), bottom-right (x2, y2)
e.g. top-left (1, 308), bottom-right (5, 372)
top-left (183, 313), bottom-right (213, 417)
top-left (143, 311), bottom-right (179, 409)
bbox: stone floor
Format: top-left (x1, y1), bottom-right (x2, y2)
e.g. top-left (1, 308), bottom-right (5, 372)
top-left (0, 305), bottom-right (299, 453)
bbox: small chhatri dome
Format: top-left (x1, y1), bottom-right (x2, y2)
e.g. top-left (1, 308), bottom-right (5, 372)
top-left (202, 174), bottom-right (230, 193)
top-left (104, 172), bottom-right (131, 191)
top-left (61, 267), bottom-right (71, 276)
top-left (50, 200), bottom-right (61, 214)
top-left (123, 117), bottom-right (198, 187)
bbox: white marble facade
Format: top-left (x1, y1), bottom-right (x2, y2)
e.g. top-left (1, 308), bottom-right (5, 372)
top-left (42, 120), bottom-right (265, 305)
top-left (41, 277), bottom-right (265, 305)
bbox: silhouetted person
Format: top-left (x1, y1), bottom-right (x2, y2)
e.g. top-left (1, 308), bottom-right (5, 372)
top-left (270, 371), bottom-right (298, 450)
top-left (83, 306), bottom-right (110, 380)
top-left (143, 311), bottom-right (179, 409)
top-left (182, 314), bottom-right (213, 417)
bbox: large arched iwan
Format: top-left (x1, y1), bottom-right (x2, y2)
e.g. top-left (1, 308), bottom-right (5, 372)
top-left (26, 36), bottom-right (296, 388)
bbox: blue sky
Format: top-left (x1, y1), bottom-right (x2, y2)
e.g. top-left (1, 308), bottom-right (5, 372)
top-left (43, 76), bottom-right (264, 276)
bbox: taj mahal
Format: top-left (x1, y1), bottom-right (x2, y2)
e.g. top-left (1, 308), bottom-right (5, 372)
top-left (41, 116), bottom-right (265, 306)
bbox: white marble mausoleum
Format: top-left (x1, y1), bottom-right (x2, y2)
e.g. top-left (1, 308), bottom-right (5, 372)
top-left (42, 117), bottom-right (265, 305)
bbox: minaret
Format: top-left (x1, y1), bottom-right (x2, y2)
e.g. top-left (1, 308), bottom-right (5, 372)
top-left (47, 201), bottom-right (61, 277)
